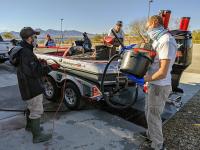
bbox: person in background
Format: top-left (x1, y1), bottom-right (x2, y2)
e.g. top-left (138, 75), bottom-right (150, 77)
top-left (17, 27), bottom-right (52, 143)
top-left (143, 15), bottom-right (177, 150)
top-left (82, 32), bottom-right (92, 52)
top-left (108, 21), bottom-right (125, 57)
top-left (0, 35), bottom-right (3, 41)
top-left (44, 34), bottom-right (56, 47)
top-left (108, 20), bottom-right (125, 45)
top-left (10, 39), bottom-right (20, 46)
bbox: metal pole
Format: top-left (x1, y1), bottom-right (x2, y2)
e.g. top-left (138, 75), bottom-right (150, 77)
top-left (60, 19), bottom-right (64, 43)
top-left (148, 0), bottom-right (153, 19)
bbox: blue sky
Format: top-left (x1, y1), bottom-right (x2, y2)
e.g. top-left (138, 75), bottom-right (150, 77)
top-left (0, 0), bottom-right (199, 33)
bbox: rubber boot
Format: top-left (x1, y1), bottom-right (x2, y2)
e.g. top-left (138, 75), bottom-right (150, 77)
top-left (25, 109), bottom-right (31, 131)
top-left (25, 110), bottom-right (43, 132)
top-left (30, 118), bottom-right (52, 143)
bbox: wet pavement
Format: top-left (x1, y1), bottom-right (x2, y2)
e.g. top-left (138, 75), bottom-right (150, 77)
top-left (0, 63), bottom-right (146, 150)
top-left (0, 110), bottom-right (146, 150)
top-left (1, 65), bottom-right (200, 150)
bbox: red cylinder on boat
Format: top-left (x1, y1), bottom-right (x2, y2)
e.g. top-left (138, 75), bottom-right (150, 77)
top-left (159, 10), bottom-right (171, 29)
top-left (179, 17), bottom-right (190, 31)
top-left (104, 36), bottom-right (114, 45)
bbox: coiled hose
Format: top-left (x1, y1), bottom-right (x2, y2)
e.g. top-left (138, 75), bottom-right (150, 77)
top-left (100, 54), bottom-right (138, 109)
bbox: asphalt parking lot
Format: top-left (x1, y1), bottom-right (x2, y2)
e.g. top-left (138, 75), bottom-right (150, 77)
top-left (0, 44), bottom-right (199, 150)
top-left (0, 63), bottom-right (147, 150)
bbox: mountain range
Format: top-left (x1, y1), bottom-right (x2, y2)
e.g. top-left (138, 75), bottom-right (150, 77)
top-left (0, 29), bottom-right (94, 39)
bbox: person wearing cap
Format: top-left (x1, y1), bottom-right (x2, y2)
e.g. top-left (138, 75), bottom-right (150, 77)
top-left (17, 27), bottom-right (52, 143)
top-left (108, 21), bottom-right (125, 45)
top-left (82, 32), bottom-right (92, 52)
top-left (143, 15), bottom-right (177, 150)
top-left (44, 34), bottom-right (56, 47)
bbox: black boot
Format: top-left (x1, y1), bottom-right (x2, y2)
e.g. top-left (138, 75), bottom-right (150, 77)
top-left (160, 143), bottom-right (166, 150)
top-left (30, 118), bottom-right (52, 143)
top-left (140, 131), bottom-right (151, 142)
top-left (25, 110), bottom-right (43, 132)
top-left (25, 109), bottom-right (31, 131)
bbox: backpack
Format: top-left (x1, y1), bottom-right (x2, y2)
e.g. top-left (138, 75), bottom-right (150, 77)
top-left (8, 46), bottom-right (23, 67)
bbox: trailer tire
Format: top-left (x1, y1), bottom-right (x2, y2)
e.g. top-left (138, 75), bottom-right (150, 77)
top-left (43, 76), bottom-right (60, 102)
top-left (63, 82), bottom-right (84, 110)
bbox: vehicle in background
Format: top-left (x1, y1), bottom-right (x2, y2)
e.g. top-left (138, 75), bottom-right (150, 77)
top-left (0, 35), bottom-right (20, 63)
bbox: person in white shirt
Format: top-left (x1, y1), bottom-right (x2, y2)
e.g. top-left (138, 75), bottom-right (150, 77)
top-left (143, 15), bottom-right (177, 150)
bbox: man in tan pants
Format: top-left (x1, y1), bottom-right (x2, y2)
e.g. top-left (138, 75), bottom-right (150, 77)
top-left (26, 94), bottom-right (44, 119)
top-left (12, 27), bottom-right (52, 143)
top-left (143, 15), bottom-right (177, 150)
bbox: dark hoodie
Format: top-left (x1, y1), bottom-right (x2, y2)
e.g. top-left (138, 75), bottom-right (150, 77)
top-left (17, 41), bottom-right (50, 100)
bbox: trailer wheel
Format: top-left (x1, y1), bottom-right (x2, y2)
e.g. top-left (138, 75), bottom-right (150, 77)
top-left (43, 76), bottom-right (60, 102)
top-left (63, 82), bottom-right (84, 110)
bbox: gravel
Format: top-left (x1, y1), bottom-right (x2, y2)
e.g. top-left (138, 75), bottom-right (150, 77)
top-left (140, 90), bottom-right (200, 150)
top-left (163, 90), bottom-right (200, 150)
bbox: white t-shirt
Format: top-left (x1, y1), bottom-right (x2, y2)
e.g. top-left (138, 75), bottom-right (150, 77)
top-left (148, 33), bottom-right (177, 86)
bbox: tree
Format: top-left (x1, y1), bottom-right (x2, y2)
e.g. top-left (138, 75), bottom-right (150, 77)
top-left (128, 18), bottom-right (148, 43)
top-left (2, 32), bottom-right (15, 39)
top-left (128, 17), bottom-right (183, 43)
top-left (64, 37), bottom-right (76, 45)
top-left (91, 34), bottom-right (104, 44)
top-left (192, 30), bottom-right (200, 43)
top-left (168, 17), bottom-right (181, 30)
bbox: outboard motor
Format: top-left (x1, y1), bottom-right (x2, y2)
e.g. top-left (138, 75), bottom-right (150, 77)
top-left (170, 17), bottom-right (192, 93)
top-left (159, 10), bottom-right (192, 93)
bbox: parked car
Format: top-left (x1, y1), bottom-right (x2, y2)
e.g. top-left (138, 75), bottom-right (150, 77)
top-left (0, 35), bottom-right (20, 63)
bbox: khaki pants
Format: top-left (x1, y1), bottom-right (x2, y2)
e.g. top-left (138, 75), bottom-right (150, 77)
top-left (145, 84), bottom-right (171, 150)
top-left (26, 94), bottom-right (44, 119)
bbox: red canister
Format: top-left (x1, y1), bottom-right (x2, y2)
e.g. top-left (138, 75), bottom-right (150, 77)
top-left (159, 10), bottom-right (171, 29)
top-left (179, 17), bottom-right (190, 31)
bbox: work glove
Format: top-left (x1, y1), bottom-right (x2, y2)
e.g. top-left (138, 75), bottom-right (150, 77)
top-left (125, 74), bottom-right (145, 86)
top-left (125, 73), bottom-right (149, 93)
top-left (143, 83), bottom-right (148, 93)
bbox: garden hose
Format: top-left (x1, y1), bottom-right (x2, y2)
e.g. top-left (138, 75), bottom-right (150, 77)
top-left (100, 54), bottom-right (138, 109)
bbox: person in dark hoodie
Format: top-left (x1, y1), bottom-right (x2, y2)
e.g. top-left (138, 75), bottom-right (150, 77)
top-left (0, 35), bottom-right (3, 41)
top-left (17, 27), bottom-right (52, 143)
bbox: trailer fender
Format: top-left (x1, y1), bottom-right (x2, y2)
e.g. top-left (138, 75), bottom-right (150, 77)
top-left (60, 76), bottom-right (84, 96)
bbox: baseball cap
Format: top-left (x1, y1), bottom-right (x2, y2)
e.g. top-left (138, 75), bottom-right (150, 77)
top-left (20, 27), bottom-right (40, 39)
top-left (116, 21), bottom-right (123, 26)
